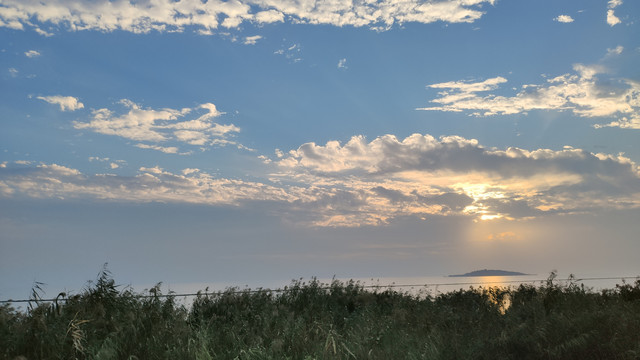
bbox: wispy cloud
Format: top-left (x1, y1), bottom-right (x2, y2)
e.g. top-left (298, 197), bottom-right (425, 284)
top-left (337, 58), bottom-right (348, 69)
top-left (418, 63), bottom-right (640, 129)
top-left (606, 45), bottom-right (624, 56)
top-left (0, 163), bottom-right (294, 204)
top-left (608, 0), bottom-right (623, 7)
top-left (88, 156), bottom-right (126, 169)
top-left (135, 144), bottom-right (180, 154)
top-left (24, 50), bottom-right (41, 57)
top-left (73, 100), bottom-right (242, 153)
top-left (36, 95), bottom-right (84, 111)
top-left (274, 43), bottom-right (302, 63)
top-left (0, 0), bottom-right (496, 35)
top-left (244, 35), bottom-right (262, 45)
top-left (554, 15), bottom-right (574, 23)
top-left (3, 134), bottom-right (638, 227)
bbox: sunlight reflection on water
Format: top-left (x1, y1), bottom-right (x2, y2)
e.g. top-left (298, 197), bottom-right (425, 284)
top-left (343, 275), bottom-right (540, 297)
top-left (338, 274), bottom-right (634, 297)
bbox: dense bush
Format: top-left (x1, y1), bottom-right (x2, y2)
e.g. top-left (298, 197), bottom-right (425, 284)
top-left (1, 269), bottom-right (639, 359)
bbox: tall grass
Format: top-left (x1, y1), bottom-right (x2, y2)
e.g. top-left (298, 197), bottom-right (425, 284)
top-left (1, 269), bottom-right (639, 359)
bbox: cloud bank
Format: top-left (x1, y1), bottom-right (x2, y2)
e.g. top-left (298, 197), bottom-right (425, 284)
top-left (276, 134), bottom-right (640, 224)
top-left (2, 134), bottom-right (639, 227)
top-left (73, 100), bottom-right (242, 153)
top-left (0, 0), bottom-right (496, 35)
top-left (418, 64), bottom-right (640, 129)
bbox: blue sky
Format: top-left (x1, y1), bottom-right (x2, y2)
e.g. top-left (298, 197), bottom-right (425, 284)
top-left (1, 0), bottom-right (639, 300)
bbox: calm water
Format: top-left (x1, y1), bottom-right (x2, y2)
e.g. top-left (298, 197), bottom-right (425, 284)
top-left (340, 274), bottom-right (635, 297)
top-left (162, 273), bottom-right (639, 301)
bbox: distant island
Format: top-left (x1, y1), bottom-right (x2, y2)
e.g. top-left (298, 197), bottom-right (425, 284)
top-left (449, 269), bottom-right (531, 277)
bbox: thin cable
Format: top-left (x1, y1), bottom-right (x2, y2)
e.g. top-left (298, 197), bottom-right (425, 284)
top-left (1, 276), bottom-right (637, 304)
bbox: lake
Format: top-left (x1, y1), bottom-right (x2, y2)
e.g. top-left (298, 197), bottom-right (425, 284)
top-left (159, 272), bottom-right (638, 302)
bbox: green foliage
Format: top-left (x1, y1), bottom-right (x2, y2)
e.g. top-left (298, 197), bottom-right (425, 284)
top-left (1, 270), bottom-right (639, 359)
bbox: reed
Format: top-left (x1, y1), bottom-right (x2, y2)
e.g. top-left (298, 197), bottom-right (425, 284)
top-left (1, 269), bottom-right (639, 359)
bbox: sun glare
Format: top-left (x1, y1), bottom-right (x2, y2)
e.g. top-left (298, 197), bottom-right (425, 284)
top-left (480, 214), bottom-right (502, 221)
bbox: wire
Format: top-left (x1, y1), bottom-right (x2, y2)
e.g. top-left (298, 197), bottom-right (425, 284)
top-left (1, 276), bottom-right (637, 304)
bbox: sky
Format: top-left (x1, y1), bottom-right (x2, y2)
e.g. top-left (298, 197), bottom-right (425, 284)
top-left (1, 0), bottom-right (639, 300)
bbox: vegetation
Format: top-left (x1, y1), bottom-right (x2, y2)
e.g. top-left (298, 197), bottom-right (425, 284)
top-left (1, 268), bottom-right (639, 359)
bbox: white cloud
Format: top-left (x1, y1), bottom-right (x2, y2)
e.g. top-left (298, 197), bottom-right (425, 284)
top-left (554, 15), bottom-right (574, 23)
top-left (606, 10), bottom-right (621, 26)
top-left (595, 114), bottom-right (640, 130)
top-left (74, 100), bottom-right (242, 153)
top-left (244, 35), bottom-right (262, 45)
top-left (2, 133), bottom-right (639, 227)
top-left (8, 68), bottom-right (18, 77)
top-left (182, 168), bottom-right (200, 175)
top-left (33, 27), bottom-right (54, 37)
top-left (607, 0), bottom-right (622, 26)
top-left (254, 9), bottom-right (284, 24)
top-left (337, 58), bottom-right (347, 69)
top-left (24, 50), bottom-right (41, 57)
top-left (37, 95), bottom-right (84, 111)
top-left (258, 155), bottom-right (272, 164)
top-left (418, 64), bottom-right (640, 129)
top-left (0, 0), bottom-right (496, 35)
top-left (278, 134), bottom-right (639, 180)
top-left (608, 0), bottom-right (623, 7)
